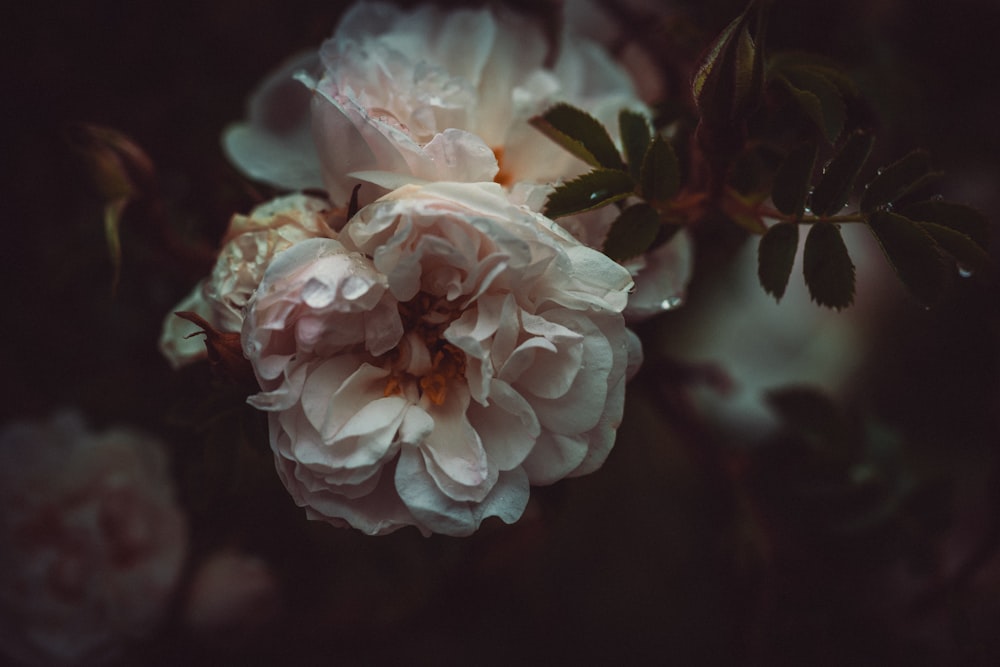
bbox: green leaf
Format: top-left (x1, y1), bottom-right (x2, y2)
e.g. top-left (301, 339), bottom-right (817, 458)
top-left (692, 13), bottom-right (741, 110)
top-left (757, 221), bottom-right (799, 300)
top-left (640, 135), bottom-right (680, 204)
top-left (867, 211), bottom-right (949, 307)
top-left (918, 222), bottom-right (990, 275)
top-left (692, 2), bottom-right (767, 123)
top-left (530, 103), bottom-right (625, 170)
top-left (602, 203), bottom-right (661, 262)
top-left (619, 109), bottom-right (651, 181)
top-left (772, 140), bottom-right (818, 217)
top-left (860, 150), bottom-right (940, 212)
top-left (901, 200), bottom-right (990, 248)
top-left (543, 169), bottom-right (636, 219)
top-left (810, 129), bottom-right (875, 216)
top-left (768, 52), bottom-right (860, 98)
top-left (777, 70), bottom-right (846, 143)
top-left (803, 223), bottom-right (855, 309)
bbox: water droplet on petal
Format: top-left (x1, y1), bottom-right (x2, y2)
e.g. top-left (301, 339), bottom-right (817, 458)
top-left (659, 294), bottom-right (685, 311)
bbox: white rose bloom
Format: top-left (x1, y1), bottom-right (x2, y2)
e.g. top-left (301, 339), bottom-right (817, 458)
top-left (221, 1), bottom-right (692, 322)
top-left (225, 1), bottom-right (647, 204)
top-left (0, 412), bottom-right (187, 667)
top-left (242, 182), bottom-right (639, 536)
top-left (159, 193), bottom-right (336, 369)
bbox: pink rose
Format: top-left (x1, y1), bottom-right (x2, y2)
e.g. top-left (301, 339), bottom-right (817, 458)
top-left (242, 182), bottom-right (639, 536)
top-left (160, 193), bottom-right (336, 369)
top-left (0, 412), bottom-right (187, 666)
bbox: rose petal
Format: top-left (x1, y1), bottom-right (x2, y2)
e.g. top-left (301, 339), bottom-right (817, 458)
top-left (222, 53), bottom-right (324, 191)
top-left (395, 445), bottom-right (528, 536)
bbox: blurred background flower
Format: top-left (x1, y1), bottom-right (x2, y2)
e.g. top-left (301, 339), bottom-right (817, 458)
top-left (0, 412), bottom-right (187, 666)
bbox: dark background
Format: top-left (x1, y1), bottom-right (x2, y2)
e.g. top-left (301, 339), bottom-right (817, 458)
top-left (3, 1), bottom-right (999, 665)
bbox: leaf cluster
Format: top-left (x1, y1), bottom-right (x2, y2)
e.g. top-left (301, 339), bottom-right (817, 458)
top-left (530, 104), bottom-right (684, 262)
top-left (759, 131), bottom-right (990, 309)
top-left (528, 0), bottom-right (992, 313)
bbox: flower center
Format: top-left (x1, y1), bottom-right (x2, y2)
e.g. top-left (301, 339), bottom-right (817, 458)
top-left (381, 292), bottom-right (466, 406)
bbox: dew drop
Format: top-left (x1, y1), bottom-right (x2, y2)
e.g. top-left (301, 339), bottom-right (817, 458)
top-left (931, 194), bottom-right (944, 202)
top-left (589, 190), bottom-right (609, 202)
top-left (875, 167), bottom-right (885, 176)
top-left (958, 264), bottom-right (973, 278)
top-left (659, 294), bottom-right (685, 311)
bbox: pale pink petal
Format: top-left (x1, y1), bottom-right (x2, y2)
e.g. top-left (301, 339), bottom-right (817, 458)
top-left (395, 445), bottom-right (528, 536)
top-left (411, 129), bottom-right (499, 184)
top-left (420, 384), bottom-right (493, 502)
top-left (222, 53), bottom-right (324, 191)
top-left (521, 431), bottom-right (589, 485)
top-left (303, 459), bottom-right (421, 536)
top-left (525, 311), bottom-right (614, 434)
top-left (466, 379), bottom-right (540, 471)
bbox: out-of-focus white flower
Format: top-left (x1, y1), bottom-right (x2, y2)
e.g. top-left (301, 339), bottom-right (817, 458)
top-left (565, 0), bottom-right (674, 104)
top-left (159, 193), bottom-right (336, 369)
top-left (656, 225), bottom-right (896, 440)
top-left (242, 182), bottom-right (639, 536)
top-left (224, 1), bottom-right (647, 205)
top-left (0, 412), bottom-right (186, 667)
top-left (182, 550), bottom-right (281, 642)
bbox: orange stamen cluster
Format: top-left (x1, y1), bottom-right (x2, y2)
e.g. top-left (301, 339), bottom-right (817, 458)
top-left (380, 292), bottom-right (467, 406)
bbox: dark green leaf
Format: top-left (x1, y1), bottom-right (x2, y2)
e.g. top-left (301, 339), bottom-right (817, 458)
top-left (619, 109), bottom-right (651, 181)
top-left (810, 129), bottom-right (874, 216)
top-left (803, 223), bottom-right (855, 309)
top-left (918, 222), bottom-right (991, 275)
top-left (530, 103), bottom-right (625, 170)
top-left (860, 150), bottom-right (940, 212)
top-left (901, 200), bottom-right (990, 248)
top-left (778, 69), bottom-right (846, 142)
top-left (640, 135), bottom-right (680, 204)
top-left (692, 13), bottom-right (741, 113)
top-left (692, 2), bottom-right (767, 123)
top-left (757, 222), bottom-right (799, 300)
top-left (867, 211), bottom-right (949, 307)
top-left (602, 203), bottom-right (661, 262)
top-left (772, 140), bottom-right (818, 217)
top-left (768, 52), bottom-right (860, 98)
top-left (543, 169), bottom-right (636, 218)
